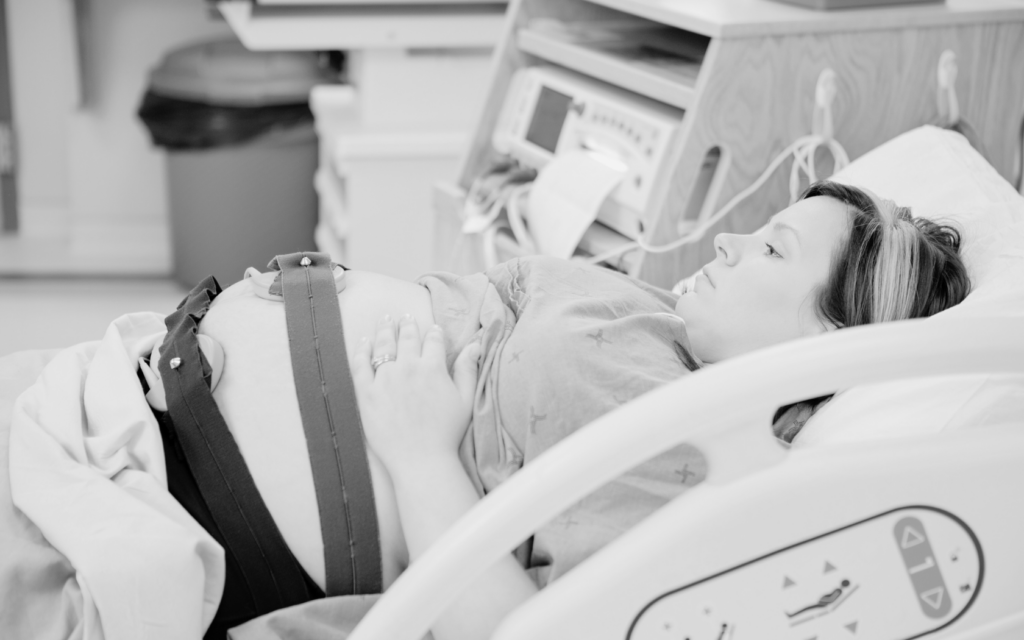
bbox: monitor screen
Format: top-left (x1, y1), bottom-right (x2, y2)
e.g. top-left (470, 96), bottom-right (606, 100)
top-left (525, 86), bottom-right (573, 154)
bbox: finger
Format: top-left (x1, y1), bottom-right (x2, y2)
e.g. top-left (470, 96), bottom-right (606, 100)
top-left (421, 324), bottom-right (447, 371)
top-left (396, 314), bottom-right (421, 362)
top-left (374, 315), bottom-right (397, 361)
top-left (351, 336), bottom-right (375, 396)
top-left (452, 340), bottom-right (482, 406)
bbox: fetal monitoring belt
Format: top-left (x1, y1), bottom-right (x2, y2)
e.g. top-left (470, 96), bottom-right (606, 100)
top-left (271, 252), bottom-right (383, 595)
top-left (155, 252), bottom-right (382, 638)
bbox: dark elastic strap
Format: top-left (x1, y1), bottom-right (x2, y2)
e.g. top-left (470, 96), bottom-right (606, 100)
top-left (274, 252), bottom-right (383, 596)
top-left (159, 277), bottom-right (315, 616)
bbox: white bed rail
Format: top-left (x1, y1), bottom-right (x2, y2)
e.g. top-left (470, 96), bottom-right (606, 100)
top-left (349, 315), bottom-right (1024, 640)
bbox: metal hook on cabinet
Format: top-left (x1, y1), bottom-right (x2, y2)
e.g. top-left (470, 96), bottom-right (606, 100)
top-left (812, 68), bottom-right (838, 142)
top-left (937, 50), bottom-right (960, 128)
top-left (934, 49), bottom-right (988, 160)
top-left (796, 68), bottom-right (845, 199)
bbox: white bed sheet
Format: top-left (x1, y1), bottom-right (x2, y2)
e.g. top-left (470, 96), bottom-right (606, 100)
top-left (0, 348), bottom-right (76, 640)
top-left (5, 314), bottom-right (224, 640)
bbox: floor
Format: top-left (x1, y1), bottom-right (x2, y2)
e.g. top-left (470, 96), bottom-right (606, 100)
top-left (0, 277), bottom-right (189, 358)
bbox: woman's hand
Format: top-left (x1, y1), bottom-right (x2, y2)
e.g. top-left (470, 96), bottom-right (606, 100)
top-left (353, 315), bottom-right (536, 640)
top-left (352, 314), bottom-right (481, 474)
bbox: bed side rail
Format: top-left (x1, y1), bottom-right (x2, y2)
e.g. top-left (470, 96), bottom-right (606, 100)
top-left (350, 315), bottom-right (1024, 640)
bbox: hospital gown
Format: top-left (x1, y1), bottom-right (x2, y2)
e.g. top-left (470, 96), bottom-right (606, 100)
top-left (235, 257), bottom-right (708, 638)
top-left (421, 255), bottom-right (706, 585)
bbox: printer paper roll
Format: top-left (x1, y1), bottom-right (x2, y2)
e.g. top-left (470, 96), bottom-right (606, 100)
top-left (527, 150), bottom-right (626, 260)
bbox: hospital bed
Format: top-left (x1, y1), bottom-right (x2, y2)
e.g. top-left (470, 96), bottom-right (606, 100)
top-left (2, 125), bottom-right (1023, 640)
top-left (348, 125), bottom-right (1024, 640)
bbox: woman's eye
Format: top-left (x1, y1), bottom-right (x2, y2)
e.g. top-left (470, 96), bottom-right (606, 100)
top-left (764, 243), bottom-right (782, 258)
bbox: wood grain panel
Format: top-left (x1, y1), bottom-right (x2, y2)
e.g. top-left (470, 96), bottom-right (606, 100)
top-left (638, 20), bottom-right (1024, 287)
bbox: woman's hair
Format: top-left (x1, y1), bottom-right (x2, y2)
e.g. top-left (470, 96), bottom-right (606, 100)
top-left (802, 180), bottom-right (971, 329)
top-left (773, 181), bottom-right (972, 444)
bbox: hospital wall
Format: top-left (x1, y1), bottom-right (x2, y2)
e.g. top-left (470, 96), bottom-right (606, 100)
top-left (7, 0), bottom-right (232, 273)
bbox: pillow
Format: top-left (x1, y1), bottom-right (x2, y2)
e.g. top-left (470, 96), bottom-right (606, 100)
top-left (794, 125), bottom-right (1024, 446)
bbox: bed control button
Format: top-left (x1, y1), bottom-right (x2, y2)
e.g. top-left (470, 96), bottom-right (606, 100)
top-left (893, 517), bottom-right (952, 619)
top-left (629, 507), bottom-right (980, 640)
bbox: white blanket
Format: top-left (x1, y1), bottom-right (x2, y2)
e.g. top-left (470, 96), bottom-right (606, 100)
top-left (8, 313), bottom-right (223, 640)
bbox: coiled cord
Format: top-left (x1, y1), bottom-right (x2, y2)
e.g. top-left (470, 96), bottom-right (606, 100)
top-left (588, 69), bottom-right (849, 265)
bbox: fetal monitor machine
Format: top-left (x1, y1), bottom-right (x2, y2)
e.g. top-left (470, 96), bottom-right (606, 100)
top-left (492, 66), bottom-right (682, 251)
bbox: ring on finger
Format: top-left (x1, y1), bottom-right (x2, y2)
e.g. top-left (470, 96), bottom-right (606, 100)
top-left (371, 354), bottom-right (396, 373)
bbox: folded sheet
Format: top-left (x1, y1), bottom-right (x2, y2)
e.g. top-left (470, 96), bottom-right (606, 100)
top-left (8, 313), bottom-right (225, 640)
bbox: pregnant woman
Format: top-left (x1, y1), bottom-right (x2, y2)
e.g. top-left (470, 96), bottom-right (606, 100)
top-left (10, 181), bottom-right (970, 640)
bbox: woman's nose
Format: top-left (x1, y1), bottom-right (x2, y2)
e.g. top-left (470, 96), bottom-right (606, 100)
top-left (714, 233), bottom-right (741, 266)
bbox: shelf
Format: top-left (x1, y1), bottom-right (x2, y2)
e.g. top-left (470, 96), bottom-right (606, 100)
top-left (517, 22), bottom-right (704, 110)
top-left (582, 0), bottom-right (1024, 39)
top-left (217, 1), bottom-right (506, 50)
top-left (256, 0), bottom-right (504, 5)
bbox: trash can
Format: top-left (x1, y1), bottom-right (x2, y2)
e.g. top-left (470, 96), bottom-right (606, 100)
top-left (139, 39), bottom-right (335, 287)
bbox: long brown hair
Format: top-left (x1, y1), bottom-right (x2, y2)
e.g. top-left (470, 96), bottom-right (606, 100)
top-left (804, 181), bottom-right (971, 329)
top-left (773, 181), bottom-right (972, 443)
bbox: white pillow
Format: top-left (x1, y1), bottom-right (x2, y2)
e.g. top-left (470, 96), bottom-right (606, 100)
top-left (794, 125), bottom-right (1024, 446)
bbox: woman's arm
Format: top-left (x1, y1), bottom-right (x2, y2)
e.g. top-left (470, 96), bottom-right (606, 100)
top-left (352, 315), bottom-right (538, 640)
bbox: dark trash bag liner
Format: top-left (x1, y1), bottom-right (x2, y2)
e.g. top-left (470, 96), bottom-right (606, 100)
top-left (138, 90), bottom-right (314, 151)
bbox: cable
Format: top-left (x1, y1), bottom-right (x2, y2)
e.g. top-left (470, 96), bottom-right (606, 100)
top-left (584, 134), bottom-right (849, 261)
top-left (637, 134), bottom-right (849, 255)
top-left (505, 182), bottom-right (536, 255)
top-left (586, 240), bottom-right (642, 270)
top-left (584, 68), bottom-right (849, 266)
top-left (458, 160), bottom-right (537, 269)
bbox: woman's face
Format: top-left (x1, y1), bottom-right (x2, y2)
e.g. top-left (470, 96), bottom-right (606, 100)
top-left (674, 196), bottom-right (851, 363)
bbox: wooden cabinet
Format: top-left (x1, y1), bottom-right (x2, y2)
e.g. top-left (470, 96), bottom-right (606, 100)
top-left (439, 0), bottom-right (1024, 287)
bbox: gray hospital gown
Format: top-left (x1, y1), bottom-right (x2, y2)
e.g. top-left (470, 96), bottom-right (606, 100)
top-left (420, 255), bottom-right (706, 586)
top-left (230, 256), bottom-right (707, 639)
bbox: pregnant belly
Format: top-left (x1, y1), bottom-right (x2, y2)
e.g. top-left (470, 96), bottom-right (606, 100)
top-left (199, 270), bottom-right (435, 592)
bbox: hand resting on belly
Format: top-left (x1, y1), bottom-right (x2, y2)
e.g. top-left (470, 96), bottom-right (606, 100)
top-left (197, 269), bottom-right (438, 592)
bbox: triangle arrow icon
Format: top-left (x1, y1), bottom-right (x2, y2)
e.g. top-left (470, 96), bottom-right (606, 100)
top-left (783, 576), bottom-right (796, 588)
top-left (920, 587), bottom-right (945, 610)
top-left (845, 621), bottom-right (858, 634)
top-left (901, 525), bottom-right (926, 549)
top-left (824, 561), bottom-right (837, 573)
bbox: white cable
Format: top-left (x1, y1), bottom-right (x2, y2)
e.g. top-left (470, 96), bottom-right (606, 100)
top-left (462, 163), bottom-right (537, 269)
top-left (588, 69), bottom-right (849, 263)
top-left (586, 239), bottom-right (642, 269)
top-left (505, 182), bottom-right (536, 255)
top-left (637, 135), bottom-right (844, 255)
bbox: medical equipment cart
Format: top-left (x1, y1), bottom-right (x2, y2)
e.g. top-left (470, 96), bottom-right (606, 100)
top-left (435, 0), bottom-right (1024, 287)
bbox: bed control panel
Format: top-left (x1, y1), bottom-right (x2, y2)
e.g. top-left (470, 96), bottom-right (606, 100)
top-left (628, 507), bottom-right (982, 640)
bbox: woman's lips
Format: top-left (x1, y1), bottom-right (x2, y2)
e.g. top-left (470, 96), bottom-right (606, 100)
top-left (698, 270), bottom-right (715, 288)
